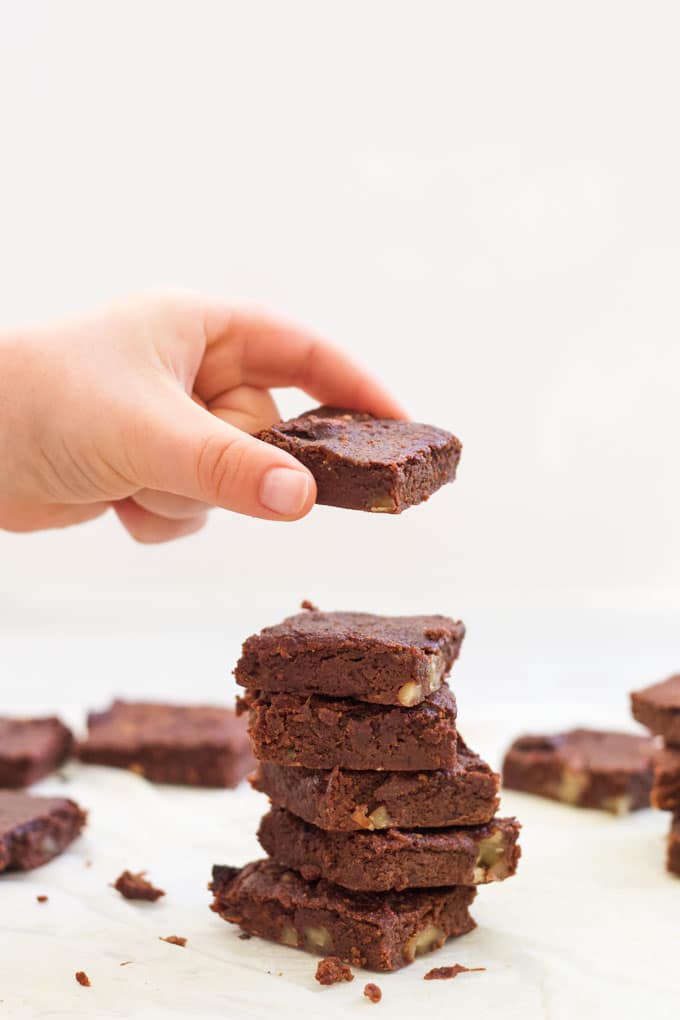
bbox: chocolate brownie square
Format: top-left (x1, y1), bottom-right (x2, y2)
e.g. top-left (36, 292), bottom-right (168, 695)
top-left (257, 807), bottom-right (521, 891)
top-left (77, 701), bottom-right (255, 787)
top-left (251, 736), bottom-right (499, 830)
top-left (0, 716), bottom-right (73, 788)
top-left (257, 407), bottom-right (461, 513)
top-left (209, 859), bottom-right (476, 971)
top-left (668, 815), bottom-right (680, 877)
top-left (631, 675), bottom-right (680, 746)
top-left (235, 607), bottom-right (464, 707)
top-left (502, 729), bottom-right (655, 813)
top-left (652, 746), bottom-right (680, 812)
top-left (0, 792), bottom-right (86, 871)
top-left (240, 686), bottom-right (458, 771)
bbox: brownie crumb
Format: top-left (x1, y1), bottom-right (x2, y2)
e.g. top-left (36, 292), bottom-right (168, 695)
top-left (36, 895), bottom-right (48, 903)
top-left (315, 956), bottom-right (354, 985)
top-left (75, 971), bottom-right (91, 987)
top-left (159, 935), bottom-right (187, 947)
top-left (238, 932), bottom-right (252, 940)
top-left (423, 963), bottom-right (486, 981)
top-left (301, 599), bottom-right (319, 611)
top-left (119, 961), bottom-right (133, 967)
top-left (113, 870), bottom-right (165, 902)
top-left (363, 983), bottom-right (382, 1003)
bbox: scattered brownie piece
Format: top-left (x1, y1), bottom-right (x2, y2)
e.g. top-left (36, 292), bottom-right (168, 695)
top-left (257, 406), bottom-right (462, 514)
top-left (363, 983), bottom-right (382, 1003)
top-left (236, 609), bottom-right (465, 707)
top-left (315, 956), bottom-right (354, 985)
top-left (423, 963), bottom-right (485, 980)
top-left (652, 747), bottom-right (680, 811)
top-left (0, 792), bottom-right (86, 872)
top-left (632, 675), bottom-right (680, 746)
top-left (160, 935), bottom-right (187, 947)
top-left (77, 700), bottom-right (255, 787)
top-left (75, 971), bottom-right (91, 987)
top-left (113, 870), bottom-right (165, 902)
top-left (668, 815), bottom-right (680, 877)
top-left (119, 960), bottom-right (133, 966)
top-left (36, 895), bottom-right (48, 903)
top-left (0, 716), bottom-right (73, 788)
top-left (502, 729), bottom-right (655, 813)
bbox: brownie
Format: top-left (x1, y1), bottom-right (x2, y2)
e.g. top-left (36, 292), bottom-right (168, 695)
top-left (235, 608), bottom-right (465, 707)
top-left (257, 807), bottom-right (521, 891)
top-left (257, 406), bottom-right (462, 514)
top-left (668, 815), bottom-right (680, 878)
top-left (240, 686), bottom-right (458, 771)
top-left (251, 737), bottom-right (498, 830)
top-left (631, 675), bottom-right (680, 746)
top-left (0, 715), bottom-right (73, 788)
top-left (652, 747), bottom-right (680, 812)
top-left (77, 701), bottom-right (255, 787)
top-left (209, 859), bottom-right (476, 971)
top-left (0, 792), bottom-right (86, 872)
top-left (502, 728), bottom-right (656, 813)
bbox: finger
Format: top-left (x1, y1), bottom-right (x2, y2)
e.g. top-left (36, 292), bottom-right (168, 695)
top-left (208, 383), bottom-right (281, 434)
top-left (0, 498), bottom-right (109, 533)
top-left (113, 498), bottom-right (208, 544)
top-left (134, 390), bottom-right (316, 520)
top-left (131, 490), bottom-right (211, 520)
top-left (195, 310), bottom-right (407, 419)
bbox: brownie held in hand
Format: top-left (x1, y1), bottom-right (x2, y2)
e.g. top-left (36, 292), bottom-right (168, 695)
top-left (257, 406), bottom-right (461, 513)
top-left (0, 715), bottom-right (73, 788)
top-left (0, 792), bottom-right (86, 872)
top-left (210, 859), bottom-right (476, 971)
top-left (502, 728), bottom-right (655, 813)
top-left (77, 701), bottom-right (255, 788)
top-left (235, 606), bottom-right (465, 707)
top-left (257, 807), bottom-right (521, 891)
top-left (631, 675), bottom-right (680, 746)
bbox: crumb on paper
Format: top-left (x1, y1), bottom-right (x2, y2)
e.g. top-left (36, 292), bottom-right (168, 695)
top-left (363, 982), bottom-right (382, 1003)
top-left (119, 960), bottom-right (133, 967)
top-left (84, 860), bottom-right (92, 868)
top-left (113, 870), bottom-right (165, 902)
top-left (315, 956), bottom-right (354, 986)
top-left (75, 971), bottom-right (91, 987)
top-left (159, 935), bottom-right (187, 947)
top-left (423, 963), bottom-right (486, 981)
top-left (301, 599), bottom-right (319, 611)
top-left (36, 895), bottom-right (48, 903)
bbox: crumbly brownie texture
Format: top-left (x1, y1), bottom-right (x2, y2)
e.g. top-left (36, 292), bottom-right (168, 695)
top-left (502, 728), bottom-right (655, 814)
top-left (423, 963), bottom-right (485, 980)
top-left (77, 701), bottom-right (255, 787)
top-left (363, 982), bottom-right (382, 1002)
top-left (240, 686), bottom-right (458, 771)
top-left (631, 675), bottom-right (680, 746)
top-left (668, 816), bottom-right (680, 877)
top-left (0, 792), bottom-right (86, 872)
top-left (257, 407), bottom-right (462, 514)
top-left (315, 956), bottom-right (354, 985)
top-left (0, 716), bottom-right (73, 788)
top-left (235, 609), bottom-right (465, 707)
top-left (113, 870), bottom-right (165, 902)
top-left (210, 859), bottom-right (476, 972)
top-left (257, 807), bottom-right (521, 891)
top-left (652, 747), bottom-right (680, 812)
top-left (251, 736), bottom-right (498, 830)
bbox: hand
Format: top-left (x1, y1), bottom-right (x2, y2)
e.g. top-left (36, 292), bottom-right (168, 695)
top-left (0, 294), bottom-right (404, 542)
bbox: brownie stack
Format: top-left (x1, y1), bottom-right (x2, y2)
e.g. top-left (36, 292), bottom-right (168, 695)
top-left (632, 674), bottom-right (680, 877)
top-left (210, 606), bottom-right (521, 971)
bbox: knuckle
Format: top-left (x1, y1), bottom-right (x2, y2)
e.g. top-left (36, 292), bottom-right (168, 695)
top-left (195, 431), bottom-right (248, 504)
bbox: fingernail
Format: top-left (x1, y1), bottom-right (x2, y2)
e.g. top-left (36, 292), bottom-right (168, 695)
top-left (260, 468), bottom-right (311, 516)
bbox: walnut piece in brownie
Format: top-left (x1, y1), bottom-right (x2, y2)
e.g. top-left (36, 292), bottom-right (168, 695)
top-left (209, 859), bottom-right (476, 971)
top-left (236, 608), bottom-right (464, 707)
top-left (113, 870), bottom-right (165, 902)
top-left (502, 729), bottom-right (655, 813)
top-left (258, 807), bottom-right (521, 891)
top-left (251, 736), bottom-right (498, 830)
top-left (0, 792), bottom-right (86, 872)
top-left (315, 956), bottom-right (354, 985)
top-left (257, 406), bottom-right (462, 514)
top-left (363, 982), bottom-right (382, 1002)
top-left (241, 686), bottom-right (458, 771)
top-left (0, 716), bottom-right (73, 788)
top-left (631, 675), bottom-right (680, 746)
top-left (77, 700), bottom-right (255, 787)
top-left (668, 816), bottom-right (680, 877)
top-left (652, 747), bottom-right (680, 811)
top-left (423, 963), bottom-right (485, 980)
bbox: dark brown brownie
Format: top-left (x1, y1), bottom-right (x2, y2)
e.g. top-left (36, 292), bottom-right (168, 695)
top-left (235, 608), bottom-right (465, 707)
top-left (652, 747), bottom-right (680, 812)
top-left (209, 859), bottom-right (476, 971)
top-left (257, 807), bottom-right (521, 891)
top-left (76, 701), bottom-right (255, 787)
top-left (257, 406), bottom-right (462, 514)
top-left (668, 815), bottom-right (680, 877)
top-left (240, 686), bottom-right (458, 771)
top-left (251, 737), bottom-right (498, 830)
top-left (113, 870), bottom-right (165, 902)
top-left (631, 675), bottom-right (680, 746)
top-left (0, 716), bottom-right (73, 788)
top-left (502, 728), bottom-right (655, 813)
top-left (0, 792), bottom-right (86, 872)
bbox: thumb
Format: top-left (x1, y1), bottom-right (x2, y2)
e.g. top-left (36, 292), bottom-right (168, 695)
top-left (137, 393), bottom-right (316, 521)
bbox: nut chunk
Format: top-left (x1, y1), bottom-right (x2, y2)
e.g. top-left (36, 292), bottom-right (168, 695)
top-left (315, 956), bottom-right (354, 985)
top-left (113, 870), bottom-right (165, 902)
top-left (257, 406), bottom-right (462, 514)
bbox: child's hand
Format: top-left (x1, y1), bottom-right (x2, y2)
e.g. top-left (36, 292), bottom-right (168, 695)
top-left (0, 294), bottom-right (404, 542)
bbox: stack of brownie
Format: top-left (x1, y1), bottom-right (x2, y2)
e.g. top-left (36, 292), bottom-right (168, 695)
top-left (631, 674), bottom-right (680, 877)
top-left (210, 606), bottom-right (521, 972)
